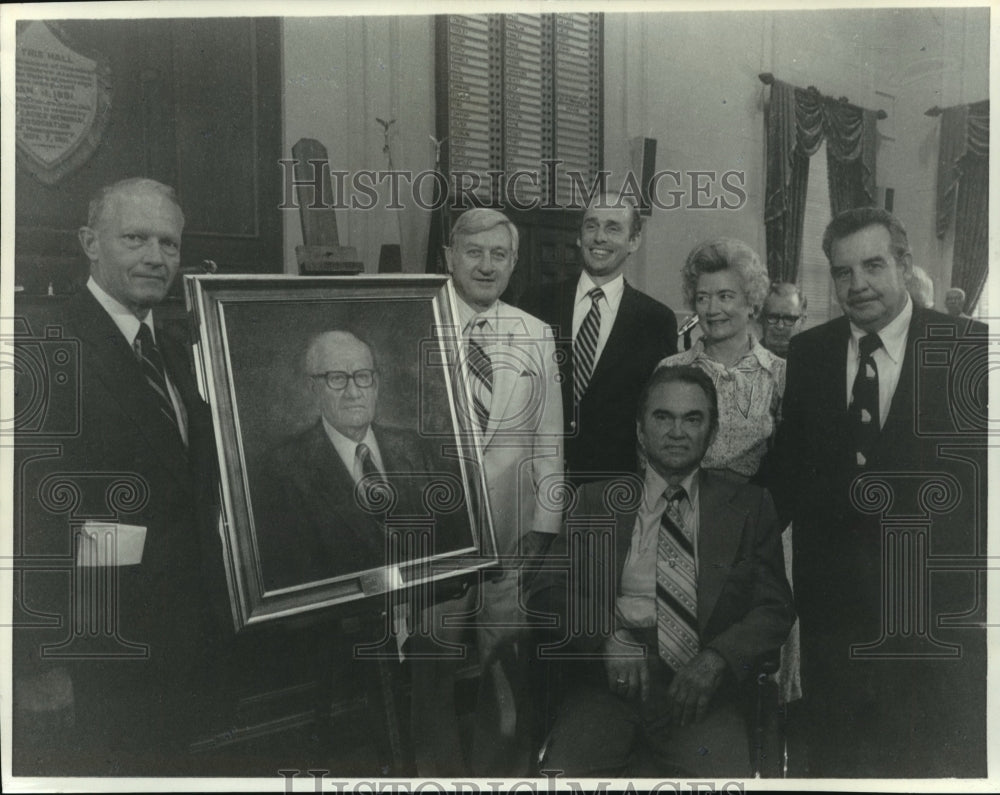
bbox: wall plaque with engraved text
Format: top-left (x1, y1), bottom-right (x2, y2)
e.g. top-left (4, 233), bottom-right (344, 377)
top-left (15, 21), bottom-right (111, 185)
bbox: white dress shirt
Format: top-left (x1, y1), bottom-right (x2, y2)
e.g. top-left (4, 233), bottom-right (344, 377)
top-left (616, 466), bottom-right (701, 629)
top-left (87, 277), bottom-right (188, 444)
top-left (845, 293), bottom-right (912, 429)
top-left (572, 272), bottom-right (625, 372)
top-left (321, 418), bottom-right (385, 483)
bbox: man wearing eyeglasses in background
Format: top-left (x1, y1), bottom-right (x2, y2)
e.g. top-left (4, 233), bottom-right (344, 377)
top-left (256, 330), bottom-right (438, 589)
top-left (760, 281), bottom-right (807, 359)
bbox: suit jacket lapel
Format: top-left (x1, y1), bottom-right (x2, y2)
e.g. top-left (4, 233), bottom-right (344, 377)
top-left (819, 318), bottom-right (855, 470)
top-left (302, 421), bottom-right (358, 510)
top-left (69, 291), bottom-right (191, 481)
top-left (588, 281), bottom-right (638, 389)
top-left (483, 314), bottom-right (518, 444)
top-left (553, 286), bottom-right (577, 412)
top-left (695, 472), bottom-right (743, 635)
top-left (873, 309), bottom-right (920, 463)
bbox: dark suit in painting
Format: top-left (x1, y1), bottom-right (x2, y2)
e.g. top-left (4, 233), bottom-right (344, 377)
top-left (769, 306), bottom-right (988, 777)
top-left (255, 420), bottom-right (464, 590)
top-left (13, 288), bottom-right (226, 775)
top-left (536, 280), bottom-right (677, 480)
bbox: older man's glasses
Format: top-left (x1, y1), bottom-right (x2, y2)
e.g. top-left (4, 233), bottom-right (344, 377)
top-left (310, 369), bottom-right (376, 390)
top-left (763, 313), bottom-right (802, 328)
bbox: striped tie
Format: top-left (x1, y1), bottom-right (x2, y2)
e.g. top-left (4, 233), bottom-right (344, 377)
top-left (850, 333), bottom-right (882, 468)
top-left (133, 324), bottom-right (181, 439)
top-left (573, 287), bottom-right (604, 403)
top-left (656, 486), bottom-right (699, 671)
top-left (467, 318), bottom-right (493, 432)
top-left (355, 442), bottom-right (389, 512)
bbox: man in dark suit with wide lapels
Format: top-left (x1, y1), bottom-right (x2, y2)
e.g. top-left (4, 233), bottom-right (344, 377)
top-left (13, 178), bottom-right (226, 775)
top-left (534, 193), bottom-right (677, 482)
top-left (542, 365), bottom-right (794, 776)
top-left (769, 207), bottom-right (988, 777)
top-left (255, 330), bottom-right (448, 590)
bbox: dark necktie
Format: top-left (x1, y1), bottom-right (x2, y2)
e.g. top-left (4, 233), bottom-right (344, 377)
top-left (850, 333), bottom-right (882, 468)
top-left (573, 287), bottom-right (604, 404)
top-left (467, 318), bottom-right (493, 432)
top-left (656, 486), bottom-right (699, 671)
top-left (356, 442), bottom-right (389, 512)
top-left (133, 324), bottom-right (181, 439)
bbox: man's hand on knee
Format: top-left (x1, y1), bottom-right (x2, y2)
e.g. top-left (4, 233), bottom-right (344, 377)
top-left (665, 648), bottom-right (727, 726)
top-left (602, 631), bottom-right (650, 702)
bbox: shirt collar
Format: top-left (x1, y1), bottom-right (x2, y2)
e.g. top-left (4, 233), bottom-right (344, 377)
top-left (454, 291), bottom-right (501, 334)
top-left (643, 464), bottom-right (700, 511)
top-left (575, 271), bottom-right (625, 309)
top-left (850, 293), bottom-right (912, 365)
top-left (87, 276), bottom-right (155, 344)
top-left (747, 334), bottom-right (781, 374)
top-left (322, 416), bottom-right (378, 466)
top-left (687, 334), bottom-right (775, 373)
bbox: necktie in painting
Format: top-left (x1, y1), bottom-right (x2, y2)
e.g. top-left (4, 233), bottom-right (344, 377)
top-left (850, 333), bottom-right (882, 468)
top-left (572, 287), bottom-right (604, 404)
top-left (656, 486), bottom-right (699, 671)
top-left (356, 442), bottom-right (389, 512)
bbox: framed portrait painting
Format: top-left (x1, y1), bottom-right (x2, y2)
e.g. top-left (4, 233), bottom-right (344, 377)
top-left (185, 274), bottom-right (496, 630)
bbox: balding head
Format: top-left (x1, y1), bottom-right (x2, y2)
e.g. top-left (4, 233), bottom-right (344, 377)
top-left (304, 331), bottom-right (379, 441)
top-left (78, 177), bottom-right (186, 319)
top-left (945, 287), bottom-right (967, 316)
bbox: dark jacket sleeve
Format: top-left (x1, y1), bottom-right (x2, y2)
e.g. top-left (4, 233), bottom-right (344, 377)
top-left (702, 488), bottom-right (796, 681)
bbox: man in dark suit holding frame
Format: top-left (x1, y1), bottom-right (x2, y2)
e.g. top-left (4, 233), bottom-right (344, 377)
top-left (535, 193), bottom-right (678, 482)
top-left (13, 178), bottom-right (226, 775)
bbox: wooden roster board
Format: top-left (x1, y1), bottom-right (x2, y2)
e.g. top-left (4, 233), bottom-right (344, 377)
top-left (435, 13), bottom-right (603, 208)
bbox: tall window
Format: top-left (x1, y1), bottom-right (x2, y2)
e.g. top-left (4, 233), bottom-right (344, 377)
top-left (798, 141), bottom-right (838, 329)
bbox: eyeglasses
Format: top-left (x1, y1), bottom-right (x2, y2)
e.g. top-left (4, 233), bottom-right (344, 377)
top-left (310, 369), bottom-right (376, 390)
top-left (763, 313), bottom-right (803, 327)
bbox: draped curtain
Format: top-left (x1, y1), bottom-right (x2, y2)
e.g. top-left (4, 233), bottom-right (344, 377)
top-left (936, 100), bottom-right (989, 311)
top-left (764, 79), bottom-right (878, 283)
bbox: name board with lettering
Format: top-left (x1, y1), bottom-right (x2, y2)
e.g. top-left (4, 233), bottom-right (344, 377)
top-left (16, 21), bottom-right (111, 185)
top-left (436, 13), bottom-right (602, 207)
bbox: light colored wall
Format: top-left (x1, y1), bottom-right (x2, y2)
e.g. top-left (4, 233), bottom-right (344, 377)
top-left (282, 16), bottom-right (435, 274)
top-left (280, 9), bottom-right (989, 310)
top-left (603, 7), bottom-right (989, 315)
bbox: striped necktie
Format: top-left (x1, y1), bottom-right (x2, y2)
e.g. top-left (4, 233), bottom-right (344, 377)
top-left (573, 287), bottom-right (604, 403)
top-left (467, 318), bottom-right (493, 432)
top-left (850, 333), bottom-right (882, 468)
top-left (133, 324), bottom-right (181, 440)
top-left (355, 442), bottom-right (389, 512)
top-left (656, 486), bottom-right (699, 671)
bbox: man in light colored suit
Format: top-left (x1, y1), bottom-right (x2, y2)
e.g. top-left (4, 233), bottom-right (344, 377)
top-left (409, 208), bottom-right (564, 776)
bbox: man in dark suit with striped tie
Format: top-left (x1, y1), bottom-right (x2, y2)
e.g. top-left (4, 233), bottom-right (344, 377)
top-left (532, 193), bottom-right (678, 482)
top-left (542, 366), bottom-right (794, 776)
top-left (13, 178), bottom-right (227, 775)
